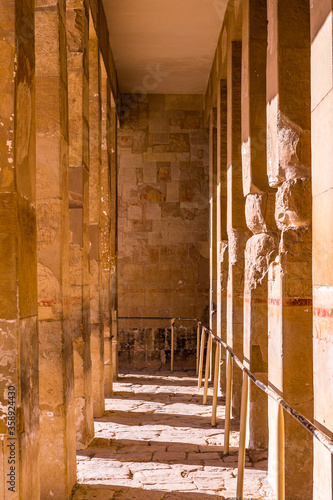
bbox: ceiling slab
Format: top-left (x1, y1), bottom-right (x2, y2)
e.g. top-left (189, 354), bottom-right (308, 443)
top-left (102, 0), bottom-right (226, 94)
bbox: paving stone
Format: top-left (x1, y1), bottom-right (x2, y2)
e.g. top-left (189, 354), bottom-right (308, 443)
top-left (76, 371), bottom-right (275, 500)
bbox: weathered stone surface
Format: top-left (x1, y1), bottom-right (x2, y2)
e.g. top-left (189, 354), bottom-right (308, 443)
top-left (245, 234), bottom-right (278, 289)
top-left (74, 371), bottom-right (273, 499)
top-left (274, 178), bottom-right (311, 232)
top-left (118, 95), bottom-right (209, 368)
top-left (245, 193), bottom-right (276, 235)
top-left (36, 1), bottom-right (76, 496)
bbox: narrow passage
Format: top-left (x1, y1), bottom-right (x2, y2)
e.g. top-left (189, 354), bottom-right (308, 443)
top-left (73, 371), bottom-right (275, 499)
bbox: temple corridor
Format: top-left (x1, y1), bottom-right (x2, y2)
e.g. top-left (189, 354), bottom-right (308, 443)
top-left (73, 371), bottom-right (274, 499)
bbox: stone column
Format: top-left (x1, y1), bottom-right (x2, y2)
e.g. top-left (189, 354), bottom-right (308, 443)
top-left (209, 109), bottom-right (218, 376)
top-left (266, 1), bottom-right (313, 497)
top-left (109, 103), bottom-right (119, 380)
top-left (35, 0), bottom-right (77, 497)
top-left (89, 32), bottom-right (104, 416)
top-left (66, 0), bottom-right (93, 449)
top-left (216, 80), bottom-right (228, 395)
top-left (241, 0), bottom-right (274, 450)
top-left (100, 62), bottom-right (112, 396)
top-left (0, 0), bottom-right (40, 497)
top-left (310, 1), bottom-right (333, 498)
top-left (227, 41), bottom-right (248, 417)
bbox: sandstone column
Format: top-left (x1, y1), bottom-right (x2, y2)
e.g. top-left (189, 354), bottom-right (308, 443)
top-left (0, 1), bottom-right (40, 497)
top-left (109, 102), bottom-right (119, 380)
top-left (209, 109), bottom-right (218, 376)
top-left (241, 0), bottom-right (274, 450)
top-left (35, 0), bottom-right (76, 496)
top-left (266, 1), bottom-right (313, 497)
top-left (89, 28), bottom-right (104, 416)
top-left (216, 80), bottom-right (228, 395)
top-left (66, 0), bottom-right (94, 449)
top-left (227, 41), bottom-right (248, 417)
top-left (310, 1), bottom-right (333, 498)
top-left (100, 62), bottom-right (113, 395)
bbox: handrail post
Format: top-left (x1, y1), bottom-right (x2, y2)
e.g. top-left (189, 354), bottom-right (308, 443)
top-left (196, 321), bottom-right (201, 375)
top-left (203, 334), bottom-right (212, 404)
top-left (211, 342), bottom-right (220, 426)
top-left (198, 327), bottom-right (205, 388)
top-left (171, 318), bottom-right (176, 371)
top-left (224, 351), bottom-right (232, 455)
top-left (277, 404), bottom-right (285, 500)
top-left (236, 373), bottom-right (249, 500)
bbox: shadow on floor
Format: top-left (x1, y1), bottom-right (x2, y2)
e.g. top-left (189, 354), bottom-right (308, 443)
top-left (76, 439), bottom-right (265, 470)
top-left (96, 410), bottom-right (238, 431)
top-left (118, 372), bottom-right (202, 388)
top-left (72, 483), bottom-right (234, 499)
top-left (107, 391), bottom-right (224, 406)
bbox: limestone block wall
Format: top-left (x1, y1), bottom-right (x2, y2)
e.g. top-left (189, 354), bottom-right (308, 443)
top-left (117, 94), bottom-right (209, 370)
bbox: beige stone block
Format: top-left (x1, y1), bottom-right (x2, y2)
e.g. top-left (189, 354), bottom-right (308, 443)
top-left (167, 183), bottom-right (179, 202)
top-left (149, 111), bottom-right (169, 133)
top-left (0, 194), bottom-right (18, 319)
top-left (119, 152), bottom-right (143, 168)
top-left (36, 76), bottom-right (62, 135)
top-left (128, 204), bottom-right (143, 220)
top-left (36, 135), bottom-right (61, 199)
top-left (311, 10), bottom-right (333, 111)
top-left (314, 440), bottom-right (332, 500)
top-left (164, 94), bottom-right (203, 111)
top-left (313, 189), bottom-right (333, 286)
top-left (35, 10), bottom-right (61, 77)
top-left (312, 89), bottom-right (333, 196)
top-left (118, 167), bottom-right (137, 186)
top-left (18, 197), bottom-right (38, 317)
top-left (146, 203), bottom-right (161, 220)
top-left (143, 162), bottom-right (157, 183)
top-left (143, 149), bottom-right (177, 162)
top-left (123, 263), bottom-right (143, 283)
top-left (91, 323), bottom-right (104, 418)
top-left (37, 262), bottom-right (62, 320)
top-left (171, 164), bottom-right (180, 181)
top-left (146, 231), bottom-right (164, 245)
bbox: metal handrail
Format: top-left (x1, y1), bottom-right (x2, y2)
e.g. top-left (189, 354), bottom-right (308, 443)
top-left (195, 321), bottom-right (333, 500)
top-left (118, 316), bottom-right (199, 372)
top-left (201, 325), bottom-right (333, 454)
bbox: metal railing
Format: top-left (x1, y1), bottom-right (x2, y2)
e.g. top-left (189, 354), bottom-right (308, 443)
top-left (118, 316), bottom-right (199, 372)
top-left (194, 322), bottom-right (333, 500)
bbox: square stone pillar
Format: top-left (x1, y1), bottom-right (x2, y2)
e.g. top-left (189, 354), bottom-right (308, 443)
top-left (310, 1), bottom-right (333, 498)
top-left (89, 31), bottom-right (104, 417)
top-left (109, 104), bottom-right (119, 380)
top-left (36, 0), bottom-right (77, 496)
top-left (66, 0), bottom-right (94, 449)
top-left (227, 40), bottom-right (248, 417)
top-left (0, 0), bottom-right (40, 497)
top-left (242, 0), bottom-right (273, 450)
top-left (266, 1), bottom-right (313, 497)
top-left (216, 79), bottom-right (228, 395)
top-left (209, 109), bottom-right (218, 376)
top-left (100, 62), bottom-right (113, 396)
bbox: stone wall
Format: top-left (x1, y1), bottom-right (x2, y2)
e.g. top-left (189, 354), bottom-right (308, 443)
top-left (117, 94), bottom-right (209, 370)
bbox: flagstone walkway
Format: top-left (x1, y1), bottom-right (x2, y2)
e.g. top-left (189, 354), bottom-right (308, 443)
top-left (72, 371), bottom-right (275, 499)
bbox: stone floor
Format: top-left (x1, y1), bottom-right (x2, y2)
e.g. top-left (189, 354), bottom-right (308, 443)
top-left (73, 371), bottom-right (275, 499)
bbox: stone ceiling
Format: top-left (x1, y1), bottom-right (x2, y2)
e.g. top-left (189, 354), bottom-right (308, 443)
top-left (102, 0), bottom-right (226, 94)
